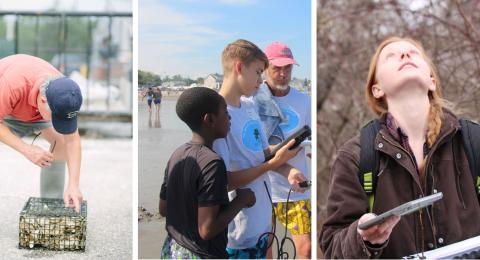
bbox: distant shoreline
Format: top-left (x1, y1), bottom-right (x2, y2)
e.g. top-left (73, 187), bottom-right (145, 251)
top-left (138, 91), bottom-right (181, 101)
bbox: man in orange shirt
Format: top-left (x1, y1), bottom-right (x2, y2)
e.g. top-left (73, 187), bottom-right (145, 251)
top-left (0, 54), bottom-right (83, 212)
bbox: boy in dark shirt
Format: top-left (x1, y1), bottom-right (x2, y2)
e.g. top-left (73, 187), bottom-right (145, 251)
top-left (159, 87), bottom-right (255, 259)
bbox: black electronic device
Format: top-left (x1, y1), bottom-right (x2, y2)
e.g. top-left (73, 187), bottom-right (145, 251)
top-left (264, 125), bottom-right (311, 162)
top-left (299, 180), bottom-right (311, 188)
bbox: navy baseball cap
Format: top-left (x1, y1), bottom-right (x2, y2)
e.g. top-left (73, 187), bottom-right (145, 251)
top-left (45, 77), bottom-right (83, 134)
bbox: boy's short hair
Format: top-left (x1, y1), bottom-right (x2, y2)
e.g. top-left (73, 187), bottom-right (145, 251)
top-left (221, 39), bottom-right (268, 77)
top-left (176, 87), bottom-right (224, 132)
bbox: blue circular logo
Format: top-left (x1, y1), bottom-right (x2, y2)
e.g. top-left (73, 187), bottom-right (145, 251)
top-left (279, 108), bottom-right (299, 133)
top-left (242, 120), bottom-right (263, 151)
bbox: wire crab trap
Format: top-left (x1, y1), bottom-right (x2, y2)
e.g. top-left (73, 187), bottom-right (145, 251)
top-left (19, 197), bottom-right (87, 251)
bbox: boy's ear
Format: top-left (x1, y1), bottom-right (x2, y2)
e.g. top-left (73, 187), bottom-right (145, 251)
top-left (234, 60), bottom-right (242, 74)
top-left (203, 113), bottom-right (214, 127)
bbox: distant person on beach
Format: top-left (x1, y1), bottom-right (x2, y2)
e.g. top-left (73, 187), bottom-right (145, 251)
top-left (0, 54), bottom-right (84, 212)
top-left (212, 39), bottom-right (308, 258)
top-left (153, 87), bottom-right (162, 115)
top-left (142, 87), bottom-right (154, 114)
top-left (253, 42), bottom-right (312, 259)
top-left (159, 87), bottom-right (256, 258)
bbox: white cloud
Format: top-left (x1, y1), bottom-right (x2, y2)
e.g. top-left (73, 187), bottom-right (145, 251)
top-left (139, 3), bottom-right (231, 77)
top-left (139, 3), bottom-right (229, 45)
top-left (139, 46), bottom-right (221, 78)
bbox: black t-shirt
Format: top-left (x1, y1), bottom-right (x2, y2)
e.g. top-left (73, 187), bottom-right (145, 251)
top-left (160, 142), bottom-right (229, 258)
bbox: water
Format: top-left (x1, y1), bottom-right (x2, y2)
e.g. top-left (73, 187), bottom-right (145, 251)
top-left (138, 97), bottom-right (190, 259)
top-left (138, 97), bottom-right (190, 211)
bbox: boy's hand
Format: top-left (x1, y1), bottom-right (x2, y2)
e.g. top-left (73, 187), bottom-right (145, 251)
top-left (24, 144), bottom-right (54, 168)
top-left (287, 168), bottom-right (308, 193)
top-left (270, 139), bottom-right (302, 168)
top-left (236, 188), bottom-right (256, 208)
top-left (357, 213), bottom-right (400, 245)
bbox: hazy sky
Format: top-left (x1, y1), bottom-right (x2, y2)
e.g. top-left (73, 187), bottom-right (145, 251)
top-left (139, 0), bottom-right (311, 79)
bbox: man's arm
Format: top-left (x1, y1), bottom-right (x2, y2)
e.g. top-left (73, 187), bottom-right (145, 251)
top-left (159, 199), bottom-right (167, 217)
top-left (159, 163), bottom-right (169, 216)
top-left (198, 188), bottom-right (255, 240)
top-left (63, 130), bottom-right (83, 212)
top-left (0, 121), bottom-right (54, 167)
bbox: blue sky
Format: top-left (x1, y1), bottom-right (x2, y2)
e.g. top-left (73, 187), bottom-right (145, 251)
top-left (139, 0), bottom-right (311, 80)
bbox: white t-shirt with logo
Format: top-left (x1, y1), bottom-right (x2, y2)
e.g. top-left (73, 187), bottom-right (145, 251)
top-left (212, 97), bottom-right (271, 249)
top-left (269, 86), bottom-right (311, 203)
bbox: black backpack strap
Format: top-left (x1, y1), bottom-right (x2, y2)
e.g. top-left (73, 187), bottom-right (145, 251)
top-left (359, 119), bottom-right (381, 212)
top-left (459, 119), bottom-right (480, 195)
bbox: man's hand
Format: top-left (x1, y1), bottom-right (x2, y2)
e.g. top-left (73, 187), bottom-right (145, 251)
top-left (64, 185), bottom-right (83, 213)
top-left (357, 213), bottom-right (400, 245)
top-left (236, 188), bottom-right (256, 208)
top-left (24, 144), bottom-right (54, 168)
top-left (287, 168), bottom-right (308, 193)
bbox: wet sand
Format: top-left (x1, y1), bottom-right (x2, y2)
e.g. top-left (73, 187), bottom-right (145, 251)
top-left (138, 99), bottom-right (189, 259)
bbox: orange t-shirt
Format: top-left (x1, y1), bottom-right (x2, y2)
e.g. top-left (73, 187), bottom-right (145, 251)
top-left (0, 54), bottom-right (62, 122)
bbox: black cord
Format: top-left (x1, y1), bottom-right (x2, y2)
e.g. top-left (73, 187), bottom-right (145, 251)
top-left (31, 132), bottom-right (42, 145)
top-left (259, 181), bottom-right (296, 259)
top-left (31, 132), bottom-right (56, 153)
top-left (50, 140), bottom-right (56, 153)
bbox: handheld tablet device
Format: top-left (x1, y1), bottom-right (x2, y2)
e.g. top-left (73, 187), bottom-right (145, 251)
top-left (264, 125), bottom-right (311, 162)
top-left (357, 192), bottom-right (443, 230)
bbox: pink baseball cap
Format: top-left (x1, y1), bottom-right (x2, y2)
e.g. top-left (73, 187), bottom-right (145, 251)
top-left (265, 42), bottom-right (298, 67)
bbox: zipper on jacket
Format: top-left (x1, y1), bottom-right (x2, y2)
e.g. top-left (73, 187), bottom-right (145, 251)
top-left (455, 173), bottom-right (466, 209)
top-left (426, 163), bottom-right (438, 247)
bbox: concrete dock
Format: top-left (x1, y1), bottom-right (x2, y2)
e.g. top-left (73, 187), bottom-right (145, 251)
top-left (0, 138), bottom-right (132, 260)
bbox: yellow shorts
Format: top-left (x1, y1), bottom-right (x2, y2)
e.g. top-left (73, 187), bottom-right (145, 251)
top-left (272, 199), bottom-right (311, 236)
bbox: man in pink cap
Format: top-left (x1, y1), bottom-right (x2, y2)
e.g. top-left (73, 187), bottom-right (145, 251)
top-left (253, 42), bottom-right (312, 259)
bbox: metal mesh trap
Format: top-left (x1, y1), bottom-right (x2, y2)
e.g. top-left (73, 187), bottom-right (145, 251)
top-left (19, 197), bottom-right (87, 251)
